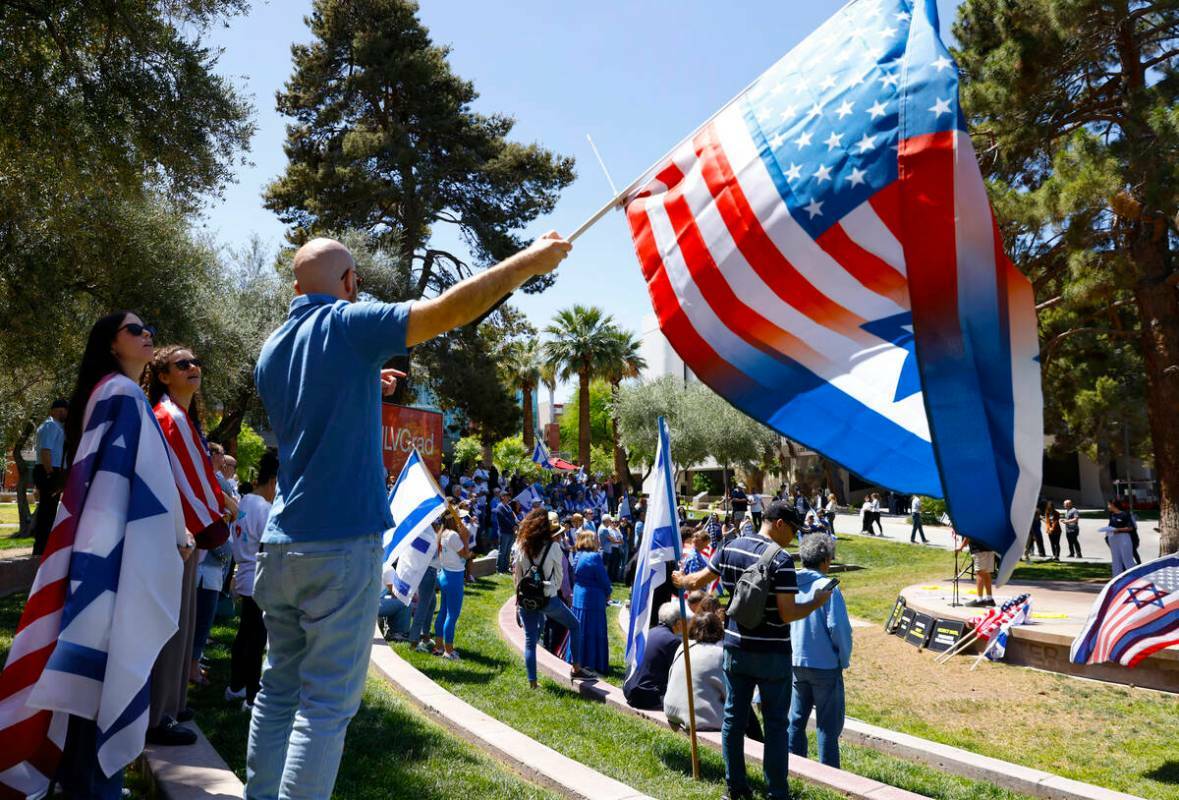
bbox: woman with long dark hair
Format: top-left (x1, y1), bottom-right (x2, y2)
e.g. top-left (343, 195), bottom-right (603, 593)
top-left (140, 344), bottom-right (228, 745)
top-left (513, 508), bottom-right (594, 687)
top-left (0, 311), bottom-right (188, 799)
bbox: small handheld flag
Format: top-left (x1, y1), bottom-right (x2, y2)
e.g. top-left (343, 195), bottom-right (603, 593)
top-left (625, 418), bottom-right (683, 673)
top-left (532, 438), bottom-right (555, 470)
top-left (1070, 554), bottom-right (1179, 668)
top-left (383, 449), bottom-right (448, 604)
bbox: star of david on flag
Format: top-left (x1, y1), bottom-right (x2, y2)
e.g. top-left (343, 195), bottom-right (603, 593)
top-left (622, 0), bottom-right (1041, 581)
top-left (1070, 555), bottom-right (1179, 668)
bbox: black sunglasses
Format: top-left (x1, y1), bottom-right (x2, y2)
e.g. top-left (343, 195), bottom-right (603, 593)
top-left (119, 323), bottom-right (156, 338)
top-left (172, 358), bottom-right (203, 371)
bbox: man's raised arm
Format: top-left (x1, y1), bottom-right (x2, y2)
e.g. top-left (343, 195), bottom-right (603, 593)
top-left (405, 232), bottom-right (571, 347)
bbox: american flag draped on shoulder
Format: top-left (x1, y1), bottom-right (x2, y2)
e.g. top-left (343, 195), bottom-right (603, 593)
top-left (1070, 554), bottom-right (1179, 668)
top-left (625, 417), bottom-right (682, 678)
top-left (0, 374), bottom-right (185, 797)
top-left (382, 449), bottom-right (448, 605)
top-left (623, 0), bottom-right (1041, 581)
top-left (154, 394), bottom-right (226, 544)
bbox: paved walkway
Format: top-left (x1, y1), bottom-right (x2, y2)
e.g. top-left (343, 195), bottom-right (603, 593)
top-left (832, 511), bottom-right (1162, 564)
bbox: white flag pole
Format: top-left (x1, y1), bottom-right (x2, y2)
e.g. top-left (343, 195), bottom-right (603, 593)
top-left (568, 70), bottom-right (767, 242)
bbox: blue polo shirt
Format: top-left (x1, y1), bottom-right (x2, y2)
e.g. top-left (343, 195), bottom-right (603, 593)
top-left (36, 417), bottom-right (65, 468)
top-left (255, 294), bottom-right (412, 543)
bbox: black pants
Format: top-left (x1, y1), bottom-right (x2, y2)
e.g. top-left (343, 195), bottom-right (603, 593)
top-left (1025, 525), bottom-right (1045, 557)
top-left (1064, 527), bottom-right (1082, 557)
top-left (32, 465), bottom-right (63, 555)
top-left (54, 715), bottom-right (123, 799)
top-left (751, 511), bottom-right (762, 528)
top-left (230, 595), bottom-right (267, 704)
top-left (1048, 531), bottom-right (1061, 560)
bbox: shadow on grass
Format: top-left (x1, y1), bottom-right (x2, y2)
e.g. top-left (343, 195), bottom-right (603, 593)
top-left (1145, 760), bottom-right (1179, 784)
top-left (656, 738), bottom-right (730, 784)
top-left (1009, 560), bottom-right (1111, 583)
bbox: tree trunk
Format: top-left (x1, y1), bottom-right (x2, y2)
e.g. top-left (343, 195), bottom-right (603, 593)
top-left (12, 421), bottom-right (34, 534)
top-left (522, 383), bottom-right (535, 452)
top-left (1095, 439), bottom-right (1114, 502)
top-left (609, 380), bottom-right (632, 486)
top-left (577, 368), bottom-right (591, 468)
top-left (821, 458), bottom-right (844, 504)
top-left (1131, 247), bottom-right (1179, 557)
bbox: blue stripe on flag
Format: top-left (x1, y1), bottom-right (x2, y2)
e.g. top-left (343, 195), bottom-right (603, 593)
top-left (411, 535), bottom-right (433, 554)
top-left (384, 495), bottom-right (445, 562)
top-left (45, 640), bottom-right (109, 682)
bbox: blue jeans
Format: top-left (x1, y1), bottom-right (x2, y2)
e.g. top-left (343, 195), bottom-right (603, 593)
top-left (787, 666), bottom-right (845, 768)
top-left (722, 648), bottom-right (792, 800)
top-left (497, 531), bottom-right (513, 573)
top-left (434, 569), bottom-right (465, 645)
top-left (378, 591), bottom-right (412, 638)
top-left (911, 513), bottom-right (926, 542)
top-left (246, 534), bottom-right (382, 800)
top-left (192, 586), bottom-right (220, 663)
top-left (521, 597), bottom-right (580, 683)
top-left (408, 566), bottom-right (437, 642)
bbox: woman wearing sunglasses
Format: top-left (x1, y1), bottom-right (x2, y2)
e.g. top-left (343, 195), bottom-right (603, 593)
top-left (0, 312), bottom-right (189, 799)
top-left (140, 345), bottom-right (231, 746)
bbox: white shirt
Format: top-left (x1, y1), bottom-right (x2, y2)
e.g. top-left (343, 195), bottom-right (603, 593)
top-left (437, 529), bottom-right (466, 572)
top-left (750, 493), bottom-right (764, 512)
top-left (231, 493), bottom-right (271, 597)
top-left (512, 539), bottom-right (565, 598)
top-left (910, 496), bottom-right (922, 513)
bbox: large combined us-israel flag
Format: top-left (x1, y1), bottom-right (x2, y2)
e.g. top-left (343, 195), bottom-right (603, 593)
top-left (383, 449), bottom-right (448, 605)
top-left (624, 0), bottom-right (1042, 581)
top-left (625, 417), bottom-right (683, 679)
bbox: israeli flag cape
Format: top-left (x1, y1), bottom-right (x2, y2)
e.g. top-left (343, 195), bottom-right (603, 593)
top-left (0, 374), bottom-right (185, 795)
top-left (531, 439), bottom-right (554, 470)
top-left (383, 450), bottom-right (447, 604)
top-left (624, 417), bottom-right (683, 679)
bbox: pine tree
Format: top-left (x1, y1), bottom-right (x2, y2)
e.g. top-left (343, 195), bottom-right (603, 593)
top-left (265, 0), bottom-right (575, 294)
top-left (955, 0), bottom-right (1179, 555)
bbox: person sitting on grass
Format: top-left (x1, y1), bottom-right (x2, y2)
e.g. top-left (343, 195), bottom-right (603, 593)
top-left (786, 535), bottom-right (852, 769)
top-left (664, 610), bottom-right (727, 731)
top-left (622, 601), bottom-right (685, 710)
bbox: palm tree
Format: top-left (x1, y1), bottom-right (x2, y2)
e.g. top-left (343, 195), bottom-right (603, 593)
top-left (601, 329), bottom-right (647, 486)
top-left (500, 339), bottom-right (543, 451)
top-left (543, 305), bottom-right (618, 468)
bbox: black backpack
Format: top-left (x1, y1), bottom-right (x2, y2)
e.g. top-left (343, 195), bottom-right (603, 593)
top-left (725, 542), bottom-right (783, 628)
top-left (516, 540), bottom-right (554, 611)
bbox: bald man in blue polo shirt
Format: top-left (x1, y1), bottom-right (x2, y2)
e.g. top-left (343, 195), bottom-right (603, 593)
top-left (248, 232), bottom-right (571, 800)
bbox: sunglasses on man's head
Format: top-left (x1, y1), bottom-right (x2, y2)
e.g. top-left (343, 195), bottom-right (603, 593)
top-left (119, 323), bottom-right (156, 338)
top-left (172, 358), bottom-right (203, 371)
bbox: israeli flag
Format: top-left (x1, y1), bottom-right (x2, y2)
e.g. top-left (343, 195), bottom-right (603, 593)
top-left (383, 449), bottom-right (448, 604)
top-left (532, 438), bottom-right (554, 470)
top-left (624, 417), bottom-right (683, 678)
top-left (514, 486), bottom-right (541, 508)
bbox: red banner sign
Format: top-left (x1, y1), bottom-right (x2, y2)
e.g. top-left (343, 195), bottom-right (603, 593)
top-left (381, 403), bottom-right (444, 478)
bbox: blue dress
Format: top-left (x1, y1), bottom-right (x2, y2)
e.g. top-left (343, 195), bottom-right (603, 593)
top-left (563, 551), bottom-right (612, 672)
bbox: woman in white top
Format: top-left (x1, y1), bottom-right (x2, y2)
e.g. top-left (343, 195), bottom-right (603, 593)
top-left (432, 507), bottom-right (471, 659)
top-left (512, 508), bottom-right (595, 687)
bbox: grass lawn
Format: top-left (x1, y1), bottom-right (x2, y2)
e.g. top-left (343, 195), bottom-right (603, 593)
top-left (798, 533), bottom-right (1179, 800)
top-left (406, 575), bottom-right (1034, 800)
top-left (0, 594), bottom-right (556, 800)
top-left (0, 504), bottom-right (34, 551)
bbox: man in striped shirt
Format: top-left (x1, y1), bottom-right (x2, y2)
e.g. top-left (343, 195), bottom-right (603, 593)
top-left (674, 500), bottom-right (831, 800)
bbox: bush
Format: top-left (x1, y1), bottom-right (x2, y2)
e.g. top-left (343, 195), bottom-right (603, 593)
top-left (920, 495), bottom-right (948, 524)
top-left (235, 423), bottom-right (266, 482)
top-left (453, 436), bottom-right (482, 472)
top-left (493, 436), bottom-right (543, 482)
top-left (691, 473), bottom-right (711, 495)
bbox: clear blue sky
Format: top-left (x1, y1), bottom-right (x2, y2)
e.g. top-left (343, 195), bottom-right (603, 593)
top-left (203, 0), bottom-right (961, 346)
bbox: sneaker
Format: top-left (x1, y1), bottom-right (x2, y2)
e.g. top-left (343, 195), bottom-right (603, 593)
top-left (145, 719), bottom-right (197, 747)
top-left (982, 598), bottom-right (996, 607)
top-left (389, 632), bottom-right (410, 643)
top-left (442, 651), bottom-right (461, 661)
top-left (415, 641), bottom-right (432, 654)
top-left (570, 667), bottom-right (597, 681)
top-left (964, 598), bottom-right (986, 607)
top-left (225, 686), bottom-right (247, 702)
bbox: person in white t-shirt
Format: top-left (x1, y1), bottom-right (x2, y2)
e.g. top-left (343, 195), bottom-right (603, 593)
top-left (432, 508), bottom-right (471, 659)
top-left (226, 451), bottom-right (278, 708)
